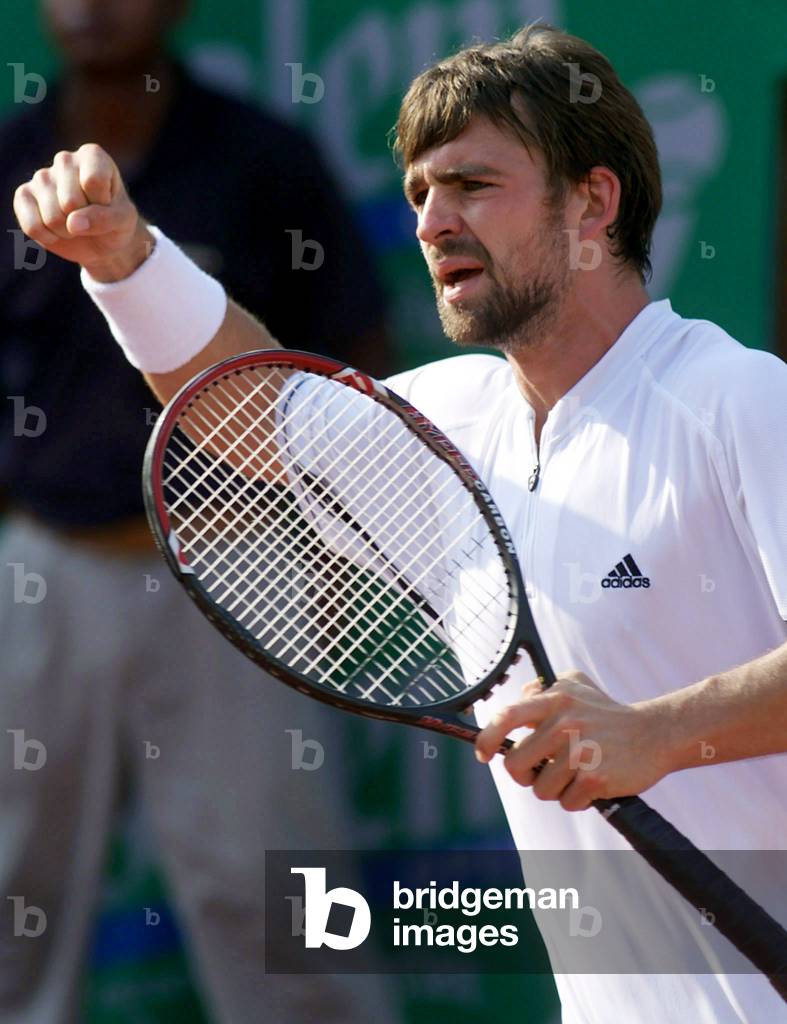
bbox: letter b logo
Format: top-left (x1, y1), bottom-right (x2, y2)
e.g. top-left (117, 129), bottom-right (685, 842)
top-left (290, 867), bottom-right (370, 950)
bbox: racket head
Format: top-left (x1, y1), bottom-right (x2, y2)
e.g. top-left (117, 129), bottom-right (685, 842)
top-left (143, 349), bottom-right (541, 731)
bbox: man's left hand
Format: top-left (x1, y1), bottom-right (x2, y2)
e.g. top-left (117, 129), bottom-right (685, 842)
top-left (474, 672), bottom-right (670, 810)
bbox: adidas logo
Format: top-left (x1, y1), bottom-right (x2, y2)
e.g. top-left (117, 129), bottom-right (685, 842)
top-left (601, 554), bottom-right (651, 589)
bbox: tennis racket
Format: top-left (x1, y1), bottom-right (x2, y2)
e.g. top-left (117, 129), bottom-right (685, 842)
top-left (143, 348), bottom-right (787, 995)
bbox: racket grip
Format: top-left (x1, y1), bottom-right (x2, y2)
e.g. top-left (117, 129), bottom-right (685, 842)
top-left (595, 795), bottom-right (787, 998)
top-left (420, 716), bottom-right (786, 993)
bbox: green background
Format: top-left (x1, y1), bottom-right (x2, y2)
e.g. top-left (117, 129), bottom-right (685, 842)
top-left (4, 0), bottom-right (787, 363)
top-left (2, 1), bottom-right (785, 1021)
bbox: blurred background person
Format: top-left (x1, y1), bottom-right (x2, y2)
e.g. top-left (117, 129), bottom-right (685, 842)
top-left (0, 1), bottom-right (396, 1021)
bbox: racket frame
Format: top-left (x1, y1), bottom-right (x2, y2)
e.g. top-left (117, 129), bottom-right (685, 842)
top-left (143, 349), bottom-right (551, 740)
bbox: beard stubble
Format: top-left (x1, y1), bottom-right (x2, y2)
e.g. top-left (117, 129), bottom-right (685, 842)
top-left (432, 200), bottom-right (571, 355)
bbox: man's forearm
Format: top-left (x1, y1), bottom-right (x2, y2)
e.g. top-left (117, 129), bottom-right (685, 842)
top-left (142, 297), bottom-right (280, 405)
top-left (83, 218), bottom-right (281, 406)
top-left (642, 640), bottom-right (787, 773)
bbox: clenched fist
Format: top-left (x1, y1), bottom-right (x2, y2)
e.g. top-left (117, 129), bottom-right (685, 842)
top-left (13, 142), bottom-right (153, 282)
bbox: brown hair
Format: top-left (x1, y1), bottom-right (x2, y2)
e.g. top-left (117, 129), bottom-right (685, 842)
top-left (393, 23), bottom-right (662, 281)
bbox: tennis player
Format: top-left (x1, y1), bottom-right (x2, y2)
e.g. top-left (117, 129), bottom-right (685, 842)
top-left (13, 22), bottom-right (787, 1024)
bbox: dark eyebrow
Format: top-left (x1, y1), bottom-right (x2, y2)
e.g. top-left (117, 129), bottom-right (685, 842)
top-left (403, 163), bottom-right (505, 201)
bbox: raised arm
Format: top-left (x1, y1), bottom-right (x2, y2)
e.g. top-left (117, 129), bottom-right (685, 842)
top-left (12, 143), bottom-right (280, 405)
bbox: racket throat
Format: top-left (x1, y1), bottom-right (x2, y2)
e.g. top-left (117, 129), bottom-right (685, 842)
top-left (414, 711), bottom-right (481, 745)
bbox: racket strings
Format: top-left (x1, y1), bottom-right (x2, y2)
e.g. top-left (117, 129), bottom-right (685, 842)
top-left (290, 531), bottom-right (498, 683)
top-left (165, 383), bottom-right (509, 700)
top-left (166, 406), bottom-right (508, 689)
top-left (165, 431), bottom-right (503, 699)
top-left (160, 367), bottom-right (517, 706)
top-left (340, 538), bottom-right (500, 703)
top-left (164, 378), bottom-right (432, 596)
top-left (166, 383), bottom-right (509, 666)
top-left (171, 372), bottom-right (437, 592)
top-left (172, 375), bottom-right (508, 637)
top-left (164, 373), bottom-right (285, 510)
top-left (161, 433), bottom-right (473, 700)
top-left (166, 368), bottom-right (348, 522)
top-left (164, 415), bottom-right (504, 699)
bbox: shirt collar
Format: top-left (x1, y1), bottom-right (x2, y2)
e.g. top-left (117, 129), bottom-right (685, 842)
top-left (538, 298), bottom-right (678, 442)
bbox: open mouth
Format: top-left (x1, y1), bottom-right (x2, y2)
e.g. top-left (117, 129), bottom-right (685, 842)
top-left (441, 266), bottom-right (486, 303)
top-left (443, 267), bottom-right (484, 286)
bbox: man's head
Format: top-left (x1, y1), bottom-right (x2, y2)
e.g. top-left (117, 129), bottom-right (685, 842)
top-left (42, 0), bottom-right (189, 73)
top-left (394, 24), bottom-right (662, 353)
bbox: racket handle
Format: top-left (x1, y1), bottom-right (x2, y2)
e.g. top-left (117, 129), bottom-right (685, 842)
top-left (595, 795), bottom-right (787, 998)
top-left (417, 714), bottom-right (787, 995)
top-left (526, 646), bottom-right (787, 992)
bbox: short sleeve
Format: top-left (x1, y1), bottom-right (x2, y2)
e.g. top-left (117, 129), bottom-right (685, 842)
top-left (716, 349), bottom-right (787, 619)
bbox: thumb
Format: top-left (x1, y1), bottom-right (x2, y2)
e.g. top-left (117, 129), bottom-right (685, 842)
top-left (66, 203), bottom-right (130, 237)
top-left (521, 677), bottom-right (547, 696)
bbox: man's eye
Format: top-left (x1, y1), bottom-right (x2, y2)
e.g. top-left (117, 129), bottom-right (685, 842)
top-left (413, 190), bottom-right (428, 207)
top-left (463, 180), bottom-right (488, 191)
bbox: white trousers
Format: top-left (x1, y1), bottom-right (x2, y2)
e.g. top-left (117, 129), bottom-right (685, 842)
top-left (0, 518), bottom-right (397, 1023)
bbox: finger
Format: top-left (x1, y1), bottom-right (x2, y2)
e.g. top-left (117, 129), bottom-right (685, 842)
top-left (53, 150), bottom-right (88, 216)
top-left (521, 677), bottom-right (546, 697)
top-left (558, 772), bottom-right (598, 812)
top-left (554, 671), bottom-right (600, 696)
top-left (531, 748), bottom-right (575, 801)
top-left (474, 698), bottom-right (552, 763)
top-left (509, 717), bottom-right (568, 765)
top-left (13, 184), bottom-right (61, 247)
top-left (67, 202), bottom-right (134, 238)
top-left (29, 168), bottom-right (70, 237)
top-left (502, 719), bottom-right (569, 785)
top-left (76, 143), bottom-right (120, 206)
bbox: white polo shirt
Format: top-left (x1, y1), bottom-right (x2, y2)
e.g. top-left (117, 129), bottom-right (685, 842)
top-left (386, 299), bottom-right (787, 1024)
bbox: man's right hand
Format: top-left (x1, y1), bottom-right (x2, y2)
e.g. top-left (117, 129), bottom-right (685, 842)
top-left (13, 142), bottom-right (277, 404)
top-left (13, 142), bottom-right (153, 282)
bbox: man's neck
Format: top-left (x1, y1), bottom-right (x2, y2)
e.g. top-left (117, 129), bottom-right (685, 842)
top-left (56, 55), bottom-right (176, 170)
top-left (506, 278), bottom-right (651, 443)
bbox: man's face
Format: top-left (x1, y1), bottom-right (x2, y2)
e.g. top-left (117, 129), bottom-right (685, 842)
top-left (42, 0), bottom-right (186, 71)
top-left (404, 117), bottom-right (571, 353)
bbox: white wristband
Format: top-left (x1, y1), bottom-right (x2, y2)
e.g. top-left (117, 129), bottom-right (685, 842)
top-left (80, 226), bottom-right (228, 374)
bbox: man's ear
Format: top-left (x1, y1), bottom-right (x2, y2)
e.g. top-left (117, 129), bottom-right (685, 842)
top-left (577, 166), bottom-right (621, 245)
